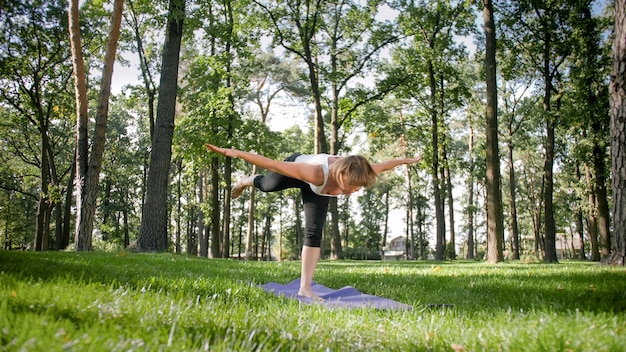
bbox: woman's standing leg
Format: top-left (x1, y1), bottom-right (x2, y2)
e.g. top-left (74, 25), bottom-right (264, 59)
top-left (297, 189), bottom-right (330, 300)
top-left (299, 246), bottom-right (321, 299)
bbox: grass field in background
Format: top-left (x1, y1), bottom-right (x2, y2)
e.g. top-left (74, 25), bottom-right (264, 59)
top-left (1, 251), bottom-right (625, 351)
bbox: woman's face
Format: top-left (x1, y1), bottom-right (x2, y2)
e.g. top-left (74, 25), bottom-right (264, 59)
top-left (337, 174), bottom-right (362, 195)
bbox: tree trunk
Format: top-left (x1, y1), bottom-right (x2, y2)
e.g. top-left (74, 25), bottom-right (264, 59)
top-left (585, 164), bottom-right (601, 261)
top-left (137, 0), bottom-right (185, 251)
top-left (467, 114), bottom-right (475, 260)
top-left (592, 142), bottom-right (611, 259)
top-left (74, 0), bottom-right (124, 251)
top-left (69, 0), bottom-right (89, 250)
top-left (444, 148), bottom-right (455, 260)
top-left (245, 167), bottom-right (257, 260)
top-left (329, 198), bottom-right (343, 260)
top-left (429, 61), bottom-right (445, 261)
top-left (127, 0), bottom-right (157, 143)
top-left (222, 157), bottom-right (232, 258)
top-left (197, 168), bottom-right (206, 257)
top-left (61, 160), bottom-right (75, 250)
top-left (175, 160), bottom-right (182, 254)
top-left (575, 166), bottom-right (586, 260)
top-left (483, 0), bottom-right (504, 263)
top-left (34, 124), bottom-right (51, 251)
top-left (507, 141), bottom-right (520, 260)
top-left (541, 23), bottom-right (558, 262)
top-left (608, 0), bottom-right (626, 265)
top-left (210, 158), bottom-right (220, 258)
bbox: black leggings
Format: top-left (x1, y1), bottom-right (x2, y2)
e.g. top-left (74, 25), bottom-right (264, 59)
top-left (252, 153), bottom-right (329, 247)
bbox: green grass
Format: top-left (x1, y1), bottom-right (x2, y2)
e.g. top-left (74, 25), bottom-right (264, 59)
top-left (1, 251), bottom-right (625, 351)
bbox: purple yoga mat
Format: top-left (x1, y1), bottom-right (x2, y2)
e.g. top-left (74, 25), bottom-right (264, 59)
top-left (261, 279), bottom-right (412, 310)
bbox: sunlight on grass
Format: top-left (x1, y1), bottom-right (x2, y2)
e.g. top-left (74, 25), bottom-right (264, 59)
top-left (1, 252), bottom-right (625, 351)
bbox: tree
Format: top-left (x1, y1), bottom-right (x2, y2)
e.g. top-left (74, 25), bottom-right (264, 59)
top-left (319, 0), bottom-right (402, 260)
top-left (1, 0), bottom-right (75, 251)
top-left (484, 0), bottom-right (504, 264)
top-left (137, 0), bottom-right (186, 251)
top-left (391, 0), bottom-right (475, 260)
top-left (123, 0), bottom-right (164, 143)
top-left (500, 0), bottom-right (575, 263)
top-left (567, 1), bottom-right (611, 260)
top-left (608, 0), bottom-right (626, 266)
top-left (71, 0), bottom-right (125, 251)
top-left (254, 0), bottom-right (328, 153)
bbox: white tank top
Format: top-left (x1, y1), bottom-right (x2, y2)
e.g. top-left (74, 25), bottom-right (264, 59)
top-left (294, 154), bottom-right (337, 197)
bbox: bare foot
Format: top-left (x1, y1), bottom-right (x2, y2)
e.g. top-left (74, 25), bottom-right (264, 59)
top-left (231, 174), bottom-right (258, 199)
top-left (297, 289), bottom-right (323, 302)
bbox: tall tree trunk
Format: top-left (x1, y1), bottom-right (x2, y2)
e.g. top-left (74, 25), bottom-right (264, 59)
top-left (175, 160), bottom-right (182, 254)
top-left (197, 169), bottom-right (207, 257)
top-left (329, 199), bottom-right (342, 259)
top-left (127, 0), bottom-right (157, 143)
top-left (210, 158), bottom-right (220, 258)
top-left (69, 0), bottom-right (89, 250)
top-left (543, 113), bottom-right (557, 262)
top-left (74, 0), bottom-right (124, 251)
top-left (541, 32), bottom-right (558, 262)
top-left (61, 160), bottom-right (75, 250)
top-left (444, 147), bottom-right (455, 260)
top-left (429, 61), bottom-right (445, 261)
top-left (188, 204), bottom-right (198, 256)
top-left (592, 143), bottom-right (611, 259)
top-left (222, 0), bottom-right (235, 259)
top-left (507, 141), bottom-right (520, 260)
top-left (467, 113), bottom-right (475, 259)
top-left (137, 0), bottom-right (185, 251)
top-left (245, 167), bottom-right (257, 260)
top-left (399, 111), bottom-right (415, 259)
top-left (608, 0), bottom-right (626, 265)
top-left (382, 189), bottom-right (390, 248)
top-left (222, 158), bottom-right (232, 259)
top-left (483, 0), bottom-right (504, 263)
top-left (575, 166), bottom-right (586, 260)
top-left (585, 164), bottom-right (601, 260)
top-left (34, 123), bottom-right (51, 251)
top-left (328, 52), bottom-right (342, 260)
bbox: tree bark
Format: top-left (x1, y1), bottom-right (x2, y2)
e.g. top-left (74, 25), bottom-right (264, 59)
top-left (428, 60), bottom-right (445, 261)
top-left (72, 0), bottom-right (124, 251)
top-left (592, 143), bottom-right (611, 259)
top-left (507, 141), bottom-right (520, 259)
top-left (210, 157), bottom-right (220, 258)
top-left (197, 169), bottom-right (206, 256)
top-left (483, 0), bottom-right (504, 263)
top-left (137, 0), bottom-right (185, 251)
top-left (608, 0), bottom-right (626, 265)
top-left (467, 115), bottom-right (475, 260)
top-left (69, 0), bottom-right (89, 250)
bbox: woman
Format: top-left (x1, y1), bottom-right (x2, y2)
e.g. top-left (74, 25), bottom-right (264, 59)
top-left (206, 143), bottom-right (422, 300)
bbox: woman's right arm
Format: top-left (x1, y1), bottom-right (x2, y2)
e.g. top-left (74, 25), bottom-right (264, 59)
top-left (206, 144), bottom-right (324, 185)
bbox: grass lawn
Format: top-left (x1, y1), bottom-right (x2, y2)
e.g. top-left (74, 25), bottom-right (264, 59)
top-left (1, 251), bottom-right (625, 351)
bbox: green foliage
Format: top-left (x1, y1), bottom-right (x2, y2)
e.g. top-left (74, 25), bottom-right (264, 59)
top-left (1, 252), bottom-right (625, 351)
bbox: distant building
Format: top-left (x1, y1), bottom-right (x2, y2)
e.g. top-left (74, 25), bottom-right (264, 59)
top-left (383, 236), bottom-right (406, 260)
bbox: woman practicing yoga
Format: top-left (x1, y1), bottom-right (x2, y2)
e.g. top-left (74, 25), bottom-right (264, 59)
top-left (206, 143), bottom-right (422, 300)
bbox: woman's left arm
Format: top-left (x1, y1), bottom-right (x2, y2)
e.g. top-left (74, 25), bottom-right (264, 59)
top-left (371, 155), bottom-right (422, 175)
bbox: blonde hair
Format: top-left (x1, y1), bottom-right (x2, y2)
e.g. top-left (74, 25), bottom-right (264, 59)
top-left (329, 155), bottom-right (377, 188)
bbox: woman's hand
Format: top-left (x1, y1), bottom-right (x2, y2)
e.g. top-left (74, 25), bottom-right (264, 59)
top-left (405, 155), bottom-right (423, 164)
top-left (206, 144), bottom-right (236, 158)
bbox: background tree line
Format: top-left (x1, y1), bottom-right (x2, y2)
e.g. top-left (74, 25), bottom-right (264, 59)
top-left (1, 0), bottom-right (624, 265)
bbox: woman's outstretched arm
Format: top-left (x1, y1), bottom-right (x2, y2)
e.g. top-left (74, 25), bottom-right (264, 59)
top-left (206, 144), bottom-right (324, 185)
top-left (370, 155), bottom-right (423, 175)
